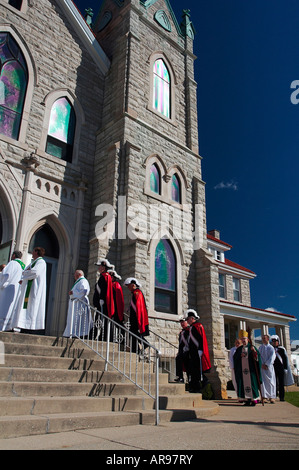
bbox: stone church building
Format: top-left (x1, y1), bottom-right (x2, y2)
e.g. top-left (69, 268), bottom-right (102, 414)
top-left (0, 0), bottom-right (295, 398)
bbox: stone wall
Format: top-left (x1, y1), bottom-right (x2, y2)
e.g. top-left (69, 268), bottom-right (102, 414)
top-left (0, 0), bottom-right (106, 333)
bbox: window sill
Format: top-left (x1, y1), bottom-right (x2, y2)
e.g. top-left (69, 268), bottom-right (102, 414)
top-left (149, 310), bottom-right (179, 321)
top-left (35, 148), bottom-right (81, 172)
top-left (0, 0), bottom-right (28, 17)
top-left (0, 134), bottom-right (28, 150)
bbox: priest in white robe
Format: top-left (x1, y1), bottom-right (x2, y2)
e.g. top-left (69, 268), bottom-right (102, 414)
top-left (10, 247), bottom-right (47, 332)
top-left (0, 251), bottom-right (25, 331)
top-left (63, 270), bottom-right (93, 338)
top-left (259, 334), bottom-right (276, 403)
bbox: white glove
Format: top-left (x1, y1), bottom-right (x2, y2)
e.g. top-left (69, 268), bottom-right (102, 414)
top-left (198, 350), bottom-right (203, 357)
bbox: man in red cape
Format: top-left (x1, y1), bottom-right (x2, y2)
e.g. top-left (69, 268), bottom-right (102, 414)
top-left (108, 269), bottom-right (124, 324)
top-left (93, 259), bottom-right (114, 318)
top-left (124, 277), bottom-right (149, 353)
top-left (185, 309), bottom-right (211, 393)
top-left (92, 259), bottom-right (115, 340)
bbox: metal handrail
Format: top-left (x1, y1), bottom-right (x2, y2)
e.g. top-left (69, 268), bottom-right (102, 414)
top-left (123, 312), bottom-right (179, 381)
top-left (68, 299), bottom-right (161, 425)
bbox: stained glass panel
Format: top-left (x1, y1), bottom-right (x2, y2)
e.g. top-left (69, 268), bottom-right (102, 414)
top-left (8, 0), bottom-right (23, 10)
top-left (150, 163), bottom-right (160, 194)
top-left (153, 59), bottom-right (170, 118)
top-left (155, 238), bottom-right (176, 314)
top-left (171, 174), bottom-right (181, 203)
top-left (155, 239), bottom-right (175, 291)
top-left (48, 98), bottom-right (75, 144)
top-left (46, 97), bottom-right (76, 162)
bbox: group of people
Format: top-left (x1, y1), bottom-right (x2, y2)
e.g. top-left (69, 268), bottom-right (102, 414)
top-left (174, 310), bottom-right (211, 393)
top-left (0, 249), bottom-right (46, 333)
top-left (65, 258), bottom-right (150, 351)
top-left (229, 330), bottom-right (294, 405)
top-left (0, 250), bottom-right (295, 403)
top-left (0, 250), bottom-right (150, 353)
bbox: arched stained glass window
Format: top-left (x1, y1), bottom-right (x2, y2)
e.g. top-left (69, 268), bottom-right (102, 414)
top-left (171, 174), bottom-right (181, 203)
top-left (150, 163), bottom-right (161, 194)
top-left (0, 32), bottom-right (28, 140)
top-left (46, 97), bottom-right (76, 162)
top-left (153, 59), bottom-right (170, 118)
top-left (155, 238), bottom-right (176, 314)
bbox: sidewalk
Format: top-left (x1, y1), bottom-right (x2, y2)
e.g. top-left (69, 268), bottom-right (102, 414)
top-left (0, 395), bottom-right (299, 450)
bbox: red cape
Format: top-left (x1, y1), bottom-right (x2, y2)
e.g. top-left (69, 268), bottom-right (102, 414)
top-left (112, 281), bottom-right (124, 321)
top-left (192, 322), bottom-right (211, 372)
top-left (132, 288), bottom-right (149, 335)
top-left (102, 272), bottom-right (115, 318)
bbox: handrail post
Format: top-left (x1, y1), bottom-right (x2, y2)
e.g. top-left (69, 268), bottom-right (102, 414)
top-left (155, 350), bottom-right (160, 425)
top-left (70, 299), bottom-right (75, 339)
top-left (105, 318), bottom-right (111, 371)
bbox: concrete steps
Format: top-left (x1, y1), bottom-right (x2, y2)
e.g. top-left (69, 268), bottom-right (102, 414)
top-left (0, 332), bottom-right (219, 438)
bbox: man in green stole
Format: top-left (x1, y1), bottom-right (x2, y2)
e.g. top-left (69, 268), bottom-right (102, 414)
top-left (0, 251), bottom-right (25, 331)
top-left (233, 329), bottom-right (262, 406)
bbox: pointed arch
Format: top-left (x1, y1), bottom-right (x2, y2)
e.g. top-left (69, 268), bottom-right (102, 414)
top-left (148, 51), bottom-right (176, 123)
top-left (38, 88), bottom-right (85, 165)
top-left (0, 175), bottom-right (18, 245)
top-left (6, 1), bottom-right (29, 14)
top-left (148, 228), bottom-right (183, 319)
top-left (0, 25), bottom-right (37, 143)
top-left (166, 164), bottom-right (188, 205)
top-left (21, 211), bottom-right (73, 335)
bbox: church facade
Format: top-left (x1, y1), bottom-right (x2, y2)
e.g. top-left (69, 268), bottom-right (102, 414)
top-left (0, 0), bottom-right (295, 398)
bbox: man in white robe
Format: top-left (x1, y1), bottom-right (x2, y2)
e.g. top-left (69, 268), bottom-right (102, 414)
top-left (229, 338), bottom-right (242, 393)
top-left (0, 251), bottom-right (25, 331)
top-left (10, 247), bottom-right (47, 333)
top-left (63, 270), bottom-right (93, 338)
top-left (259, 334), bottom-right (276, 403)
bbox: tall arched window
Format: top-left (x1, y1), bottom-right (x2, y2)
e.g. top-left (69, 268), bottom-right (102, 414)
top-left (46, 97), bottom-right (76, 162)
top-left (150, 163), bottom-right (161, 195)
top-left (155, 238), bottom-right (176, 314)
top-left (153, 59), bottom-right (170, 118)
top-left (171, 174), bottom-right (181, 203)
top-left (0, 32), bottom-right (28, 140)
top-left (8, 0), bottom-right (23, 10)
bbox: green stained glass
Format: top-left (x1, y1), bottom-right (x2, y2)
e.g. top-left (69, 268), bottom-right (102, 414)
top-left (150, 164), bottom-right (160, 194)
top-left (155, 239), bottom-right (175, 291)
top-left (0, 33), bottom-right (27, 139)
top-left (171, 174), bottom-right (181, 203)
top-left (48, 98), bottom-right (74, 144)
top-left (153, 59), bottom-right (170, 118)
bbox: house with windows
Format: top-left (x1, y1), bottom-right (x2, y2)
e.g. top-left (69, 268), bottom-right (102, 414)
top-left (0, 0), bottom-right (295, 398)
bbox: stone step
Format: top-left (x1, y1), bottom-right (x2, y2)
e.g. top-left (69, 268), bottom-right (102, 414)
top-left (0, 393), bottom-right (204, 417)
top-left (0, 353), bottom-right (158, 377)
top-left (0, 379), bottom-right (185, 398)
top-left (0, 332), bottom-right (219, 438)
top-left (0, 411), bottom-right (142, 439)
top-left (0, 403), bottom-right (219, 438)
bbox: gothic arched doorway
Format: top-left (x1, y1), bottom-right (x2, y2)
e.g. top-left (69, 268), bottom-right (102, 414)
top-left (28, 223), bottom-right (59, 334)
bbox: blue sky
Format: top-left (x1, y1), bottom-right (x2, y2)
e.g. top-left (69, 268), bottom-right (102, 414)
top-left (75, 0), bottom-right (299, 339)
